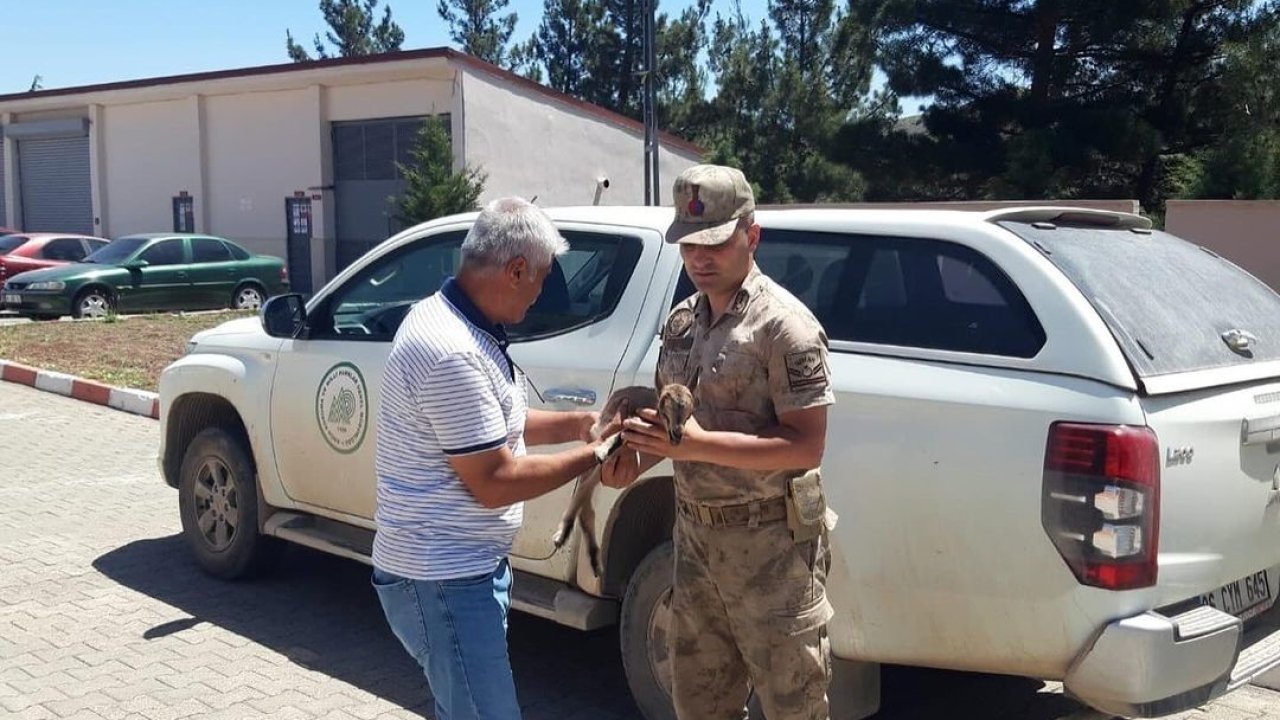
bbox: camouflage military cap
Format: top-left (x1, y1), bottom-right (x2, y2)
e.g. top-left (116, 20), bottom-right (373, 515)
top-left (665, 164), bottom-right (756, 245)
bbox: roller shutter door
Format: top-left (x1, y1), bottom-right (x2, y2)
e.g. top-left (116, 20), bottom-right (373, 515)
top-left (18, 135), bottom-right (92, 234)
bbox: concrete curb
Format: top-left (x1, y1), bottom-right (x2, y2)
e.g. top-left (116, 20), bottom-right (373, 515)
top-left (0, 359), bottom-right (159, 420)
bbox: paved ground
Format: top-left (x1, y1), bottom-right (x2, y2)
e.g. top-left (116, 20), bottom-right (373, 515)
top-left (4, 379), bottom-right (1280, 719)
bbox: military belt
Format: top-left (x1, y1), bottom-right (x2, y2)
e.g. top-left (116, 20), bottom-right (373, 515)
top-left (677, 495), bottom-right (788, 529)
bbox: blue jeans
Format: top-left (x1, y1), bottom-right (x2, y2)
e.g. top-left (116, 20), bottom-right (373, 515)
top-left (372, 559), bottom-right (522, 720)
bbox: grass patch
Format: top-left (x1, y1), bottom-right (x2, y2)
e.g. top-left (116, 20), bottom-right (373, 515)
top-left (0, 311), bottom-right (256, 392)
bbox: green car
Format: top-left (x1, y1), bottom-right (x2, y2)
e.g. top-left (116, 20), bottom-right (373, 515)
top-left (1, 233), bottom-right (290, 320)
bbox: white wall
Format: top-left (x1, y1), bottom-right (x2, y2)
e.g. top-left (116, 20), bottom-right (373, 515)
top-left (458, 67), bottom-right (701, 208)
top-left (101, 98), bottom-right (200, 236)
top-left (1166, 200), bottom-right (1280, 292)
top-left (325, 77), bottom-right (454, 122)
top-left (203, 88), bottom-right (322, 262)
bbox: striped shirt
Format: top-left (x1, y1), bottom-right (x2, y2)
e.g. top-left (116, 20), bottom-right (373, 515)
top-left (371, 277), bottom-right (529, 581)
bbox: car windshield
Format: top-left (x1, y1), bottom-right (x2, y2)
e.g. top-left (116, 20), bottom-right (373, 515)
top-left (0, 236), bottom-right (28, 255)
top-left (85, 237), bottom-right (149, 264)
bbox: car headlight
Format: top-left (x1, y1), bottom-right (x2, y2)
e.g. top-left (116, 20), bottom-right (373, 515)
top-left (26, 281), bottom-right (66, 291)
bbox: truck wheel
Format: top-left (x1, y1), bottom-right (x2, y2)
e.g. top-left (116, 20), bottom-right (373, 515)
top-left (178, 427), bottom-right (279, 579)
top-left (620, 541), bottom-right (678, 720)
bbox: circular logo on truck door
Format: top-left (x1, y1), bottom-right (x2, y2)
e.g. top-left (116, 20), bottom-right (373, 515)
top-left (316, 362), bottom-right (368, 454)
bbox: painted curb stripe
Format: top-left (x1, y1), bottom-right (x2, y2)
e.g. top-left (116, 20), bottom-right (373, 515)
top-left (0, 359), bottom-right (160, 420)
top-left (1, 362), bottom-right (38, 386)
top-left (34, 371), bottom-right (75, 396)
top-left (108, 387), bottom-right (160, 418)
top-left (72, 379), bottom-right (113, 406)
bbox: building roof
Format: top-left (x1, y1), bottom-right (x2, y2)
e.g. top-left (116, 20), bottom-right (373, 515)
top-left (0, 47), bottom-right (704, 156)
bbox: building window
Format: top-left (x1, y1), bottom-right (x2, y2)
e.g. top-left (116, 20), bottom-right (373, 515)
top-left (332, 115), bottom-right (449, 182)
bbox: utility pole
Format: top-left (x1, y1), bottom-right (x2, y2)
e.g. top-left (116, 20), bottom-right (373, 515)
top-left (640, 0), bottom-right (660, 205)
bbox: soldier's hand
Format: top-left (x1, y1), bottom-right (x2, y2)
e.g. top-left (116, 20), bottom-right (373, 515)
top-left (623, 410), bottom-right (704, 461)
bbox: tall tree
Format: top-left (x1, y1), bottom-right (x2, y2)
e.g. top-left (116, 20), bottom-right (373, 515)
top-left (286, 0), bottom-right (405, 61)
top-left (602, 0), bottom-right (646, 118)
top-left (528, 0), bottom-right (613, 104)
top-left (438, 0), bottom-right (519, 67)
top-left (655, 0), bottom-right (714, 139)
top-left (396, 118), bottom-right (487, 225)
top-left (860, 0), bottom-right (1278, 210)
top-left (1190, 7), bottom-right (1280, 199)
top-left (698, 0), bottom-right (871, 202)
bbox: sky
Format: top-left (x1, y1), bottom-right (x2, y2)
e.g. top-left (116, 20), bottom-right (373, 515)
top-left (0, 0), bottom-right (771, 94)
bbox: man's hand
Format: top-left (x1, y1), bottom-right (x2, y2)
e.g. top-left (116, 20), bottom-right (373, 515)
top-left (621, 408), bottom-right (705, 462)
top-left (577, 411), bottom-right (602, 443)
top-left (600, 443), bottom-right (641, 488)
top-left (526, 409), bottom-right (605, 446)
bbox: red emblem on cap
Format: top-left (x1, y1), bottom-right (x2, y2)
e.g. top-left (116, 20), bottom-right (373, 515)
top-left (688, 185), bottom-right (705, 216)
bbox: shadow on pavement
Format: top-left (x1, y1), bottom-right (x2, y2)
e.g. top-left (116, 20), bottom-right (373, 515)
top-left (875, 666), bottom-right (1088, 719)
top-left (92, 534), bottom-right (641, 719)
top-left (94, 535), bottom-right (1092, 720)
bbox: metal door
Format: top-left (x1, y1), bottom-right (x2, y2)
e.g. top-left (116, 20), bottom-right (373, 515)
top-left (286, 197), bottom-right (314, 296)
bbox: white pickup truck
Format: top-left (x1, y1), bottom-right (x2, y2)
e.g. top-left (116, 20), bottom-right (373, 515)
top-left (159, 205), bottom-right (1280, 719)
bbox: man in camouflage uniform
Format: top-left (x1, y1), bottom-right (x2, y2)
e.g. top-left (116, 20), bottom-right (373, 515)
top-left (605, 164), bottom-right (835, 720)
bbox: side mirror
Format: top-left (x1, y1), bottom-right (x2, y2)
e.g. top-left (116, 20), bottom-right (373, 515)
top-left (261, 293), bottom-right (307, 338)
top-left (119, 259), bottom-right (149, 270)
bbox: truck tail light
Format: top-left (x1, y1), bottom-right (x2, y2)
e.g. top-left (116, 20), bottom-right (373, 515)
top-left (280, 267), bottom-right (289, 282)
top-left (1042, 422), bottom-right (1160, 590)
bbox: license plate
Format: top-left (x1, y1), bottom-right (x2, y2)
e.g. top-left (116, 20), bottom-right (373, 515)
top-left (3, 293), bottom-right (19, 305)
top-left (1201, 569), bottom-right (1275, 620)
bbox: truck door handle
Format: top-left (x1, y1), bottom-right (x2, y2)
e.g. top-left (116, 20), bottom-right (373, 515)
top-left (545, 388), bottom-right (597, 406)
top-left (1242, 415), bottom-right (1280, 445)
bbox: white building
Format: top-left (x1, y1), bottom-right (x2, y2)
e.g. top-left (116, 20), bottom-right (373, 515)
top-left (0, 48), bottom-right (702, 293)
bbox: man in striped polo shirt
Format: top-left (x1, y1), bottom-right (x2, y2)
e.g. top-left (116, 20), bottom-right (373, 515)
top-left (371, 197), bottom-right (614, 720)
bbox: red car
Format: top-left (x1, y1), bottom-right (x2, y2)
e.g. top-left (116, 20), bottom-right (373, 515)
top-left (0, 233), bottom-right (110, 285)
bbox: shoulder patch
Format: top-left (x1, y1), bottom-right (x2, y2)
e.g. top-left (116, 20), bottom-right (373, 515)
top-left (784, 349), bottom-right (827, 391)
top-left (730, 289), bottom-right (749, 314)
top-left (665, 308), bottom-right (694, 338)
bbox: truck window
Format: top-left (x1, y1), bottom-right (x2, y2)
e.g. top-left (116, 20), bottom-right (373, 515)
top-left (1000, 220), bottom-right (1280, 377)
top-left (510, 231), bottom-right (642, 341)
top-left (670, 228), bottom-right (1045, 358)
top-left (311, 231), bottom-right (467, 340)
top-left (310, 229), bottom-right (641, 342)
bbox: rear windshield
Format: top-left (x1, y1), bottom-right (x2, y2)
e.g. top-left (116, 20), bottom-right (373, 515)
top-left (0, 236), bottom-right (28, 255)
top-left (1001, 221), bottom-right (1280, 378)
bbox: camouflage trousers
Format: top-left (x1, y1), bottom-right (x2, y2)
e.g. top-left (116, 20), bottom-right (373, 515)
top-left (670, 512), bottom-right (833, 720)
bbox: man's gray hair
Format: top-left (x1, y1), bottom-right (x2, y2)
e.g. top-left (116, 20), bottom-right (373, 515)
top-left (461, 197), bottom-right (568, 270)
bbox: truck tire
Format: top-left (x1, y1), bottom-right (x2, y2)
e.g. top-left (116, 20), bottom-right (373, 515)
top-left (178, 427), bottom-right (279, 579)
top-left (620, 541), bottom-right (678, 720)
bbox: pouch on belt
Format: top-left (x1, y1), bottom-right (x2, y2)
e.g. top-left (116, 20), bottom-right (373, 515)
top-left (786, 468), bottom-right (826, 543)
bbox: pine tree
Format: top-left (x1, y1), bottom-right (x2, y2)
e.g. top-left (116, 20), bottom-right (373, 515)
top-left (865, 0), bottom-right (1278, 209)
top-left (655, 0), bottom-right (713, 139)
top-left (1191, 9), bottom-right (1280, 200)
top-left (286, 0), bottom-right (404, 61)
top-left (698, 1), bottom-right (869, 202)
top-left (530, 0), bottom-right (612, 103)
top-left (396, 118), bottom-right (487, 226)
top-left (437, 0), bottom-right (519, 67)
